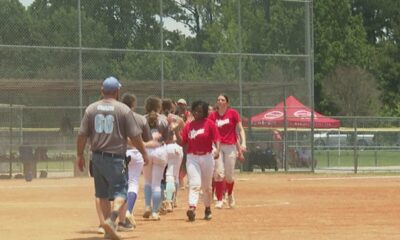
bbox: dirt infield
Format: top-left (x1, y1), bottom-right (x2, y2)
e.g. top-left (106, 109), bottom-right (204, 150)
top-left (1, 173), bottom-right (400, 240)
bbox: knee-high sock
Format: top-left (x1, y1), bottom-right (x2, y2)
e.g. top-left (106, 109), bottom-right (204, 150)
top-left (160, 181), bottom-right (166, 201)
top-left (222, 180), bottom-right (227, 195)
top-left (215, 181), bottom-right (224, 201)
top-left (127, 192), bottom-right (137, 213)
top-left (174, 182), bottom-right (179, 201)
top-left (152, 191), bottom-right (162, 213)
top-left (165, 182), bottom-right (176, 201)
top-left (144, 184), bottom-right (152, 208)
top-left (226, 181), bottom-right (234, 195)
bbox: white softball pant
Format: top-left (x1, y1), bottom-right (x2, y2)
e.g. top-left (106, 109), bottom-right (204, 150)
top-left (165, 143), bottom-right (183, 184)
top-left (186, 153), bottom-right (214, 208)
top-left (142, 145), bottom-right (168, 213)
top-left (126, 149), bottom-right (144, 194)
top-left (143, 145), bottom-right (168, 191)
top-left (213, 144), bottom-right (237, 183)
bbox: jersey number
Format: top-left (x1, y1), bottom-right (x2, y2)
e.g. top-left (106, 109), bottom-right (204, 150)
top-left (94, 114), bottom-right (114, 134)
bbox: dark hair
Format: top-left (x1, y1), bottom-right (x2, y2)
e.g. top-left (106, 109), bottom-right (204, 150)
top-left (218, 93), bottom-right (229, 103)
top-left (191, 100), bottom-right (210, 119)
top-left (121, 93), bottom-right (137, 109)
top-left (144, 96), bottom-right (161, 128)
top-left (162, 98), bottom-right (173, 116)
top-left (147, 111), bottom-right (158, 128)
top-left (144, 96), bottom-right (161, 113)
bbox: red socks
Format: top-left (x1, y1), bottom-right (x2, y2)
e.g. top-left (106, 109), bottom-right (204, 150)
top-left (215, 181), bottom-right (224, 201)
top-left (226, 181), bottom-right (234, 195)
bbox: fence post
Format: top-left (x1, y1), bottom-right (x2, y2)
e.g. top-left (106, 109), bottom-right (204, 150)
top-left (327, 150), bottom-right (330, 167)
top-left (353, 117), bottom-right (358, 174)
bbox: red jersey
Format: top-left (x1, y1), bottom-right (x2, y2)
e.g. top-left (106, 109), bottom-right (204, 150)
top-left (208, 108), bottom-right (240, 145)
top-left (181, 118), bottom-right (220, 154)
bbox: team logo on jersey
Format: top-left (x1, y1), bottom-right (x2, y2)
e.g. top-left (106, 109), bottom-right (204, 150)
top-left (189, 128), bottom-right (205, 139)
top-left (97, 105), bottom-right (115, 111)
top-left (216, 118), bottom-right (229, 127)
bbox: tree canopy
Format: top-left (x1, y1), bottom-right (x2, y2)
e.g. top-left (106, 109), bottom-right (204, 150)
top-left (0, 0), bottom-right (399, 116)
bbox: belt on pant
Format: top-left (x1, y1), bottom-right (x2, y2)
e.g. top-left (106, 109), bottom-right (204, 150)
top-left (93, 151), bottom-right (125, 159)
top-left (191, 151), bottom-right (211, 156)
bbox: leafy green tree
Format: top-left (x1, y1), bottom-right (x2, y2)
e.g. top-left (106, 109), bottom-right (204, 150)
top-left (0, 0), bottom-right (33, 78)
top-left (314, 0), bottom-right (374, 115)
top-left (351, 0), bottom-right (400, 116)
top-left (27, 6), bottom-right (112, 79)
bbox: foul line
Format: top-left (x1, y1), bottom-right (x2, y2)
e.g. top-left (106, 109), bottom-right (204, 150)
top-left (290, 175), bottom-right (400, 181)
top-left (0, 184), bottom-right (84, 189)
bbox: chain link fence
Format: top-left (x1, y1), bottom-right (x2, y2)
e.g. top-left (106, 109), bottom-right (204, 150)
top-left (5, 1), bottom-right (397, 178)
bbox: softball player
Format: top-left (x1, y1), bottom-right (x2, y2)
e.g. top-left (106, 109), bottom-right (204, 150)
top-left (118, 93), bottom-right (159, 229)
top-left (161, 98), bottom-right (185, 212)
top-left (208, 94), bottom-right (246, 209)
top-left (173, 100), bottom-right (220, 222)
top-left (142, 96), bottom-right (169, 221)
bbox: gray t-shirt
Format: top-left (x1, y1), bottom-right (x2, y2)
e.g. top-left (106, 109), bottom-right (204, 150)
top-left (133, 112), bottom-right (152, 142)
top-left (78, 98), bottom-right (142, 155)
top-left (164, 113), bottom-right (181, 142)
top-left (144, 113), bottom-right (169, 143)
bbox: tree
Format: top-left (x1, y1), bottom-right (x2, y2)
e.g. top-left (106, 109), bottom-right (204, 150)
top-left (314, 0), bottom-right (375, 115)
top-left (322, 65), bottom-right (380, 116)
top-left (0, 0), bottom-right (33, 78)
top-left (351, 0), bottom-right (400, 116)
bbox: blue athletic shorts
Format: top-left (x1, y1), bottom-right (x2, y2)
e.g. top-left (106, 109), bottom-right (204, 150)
top-left (92, 152), bottom-right (128, 200)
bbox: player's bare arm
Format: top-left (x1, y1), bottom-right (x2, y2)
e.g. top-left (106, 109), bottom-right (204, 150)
top-left (213, 141), bottom-right (221, 160)
top-left (76, 134), bottom-right (87, 171)
top-left (173, 126), bottom-right (183, 146)
top-left (237, 121), bottom-right (247, 152)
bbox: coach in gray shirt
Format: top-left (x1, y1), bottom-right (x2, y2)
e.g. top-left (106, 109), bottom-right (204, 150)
top-left (76, 76), bottom-right (148, 240)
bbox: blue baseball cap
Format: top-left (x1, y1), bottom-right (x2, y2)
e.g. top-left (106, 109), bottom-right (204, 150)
top-left (102, 76), bottom-right (122, 91)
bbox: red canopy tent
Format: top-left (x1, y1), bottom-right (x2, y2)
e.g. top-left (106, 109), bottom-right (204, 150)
top-left (250, 96), bottom-right (340, 128)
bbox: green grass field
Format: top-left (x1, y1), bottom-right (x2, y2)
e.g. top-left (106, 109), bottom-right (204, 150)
top-left (315, 149), bottom-right (400, 167)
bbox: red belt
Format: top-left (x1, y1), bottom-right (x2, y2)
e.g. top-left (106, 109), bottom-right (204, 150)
top-left (191, 151), bottom-right (211, 156)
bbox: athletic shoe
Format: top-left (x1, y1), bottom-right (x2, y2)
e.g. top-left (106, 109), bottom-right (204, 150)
top-left (228, 194), bottom-right (236, 208)
top-left (143, 206), bottom-right (152, 219)
top-left (213, 193), bottom-right (218, 201)
top-left (117, 221), bottom-right (134, 232)
top-left (159, 201), bottom-right (168, 215)
top-left (150, 212), bottom-right (161, 221)
top-left (222, 192), bottom-right (228, 204)
top-left (215, 201), bottom-right (223, 209)
top-left (186, 208), bottom-right (196, 222)
top-left (125, 211), bottom-right (136, 228)
top-left (97, 225), bottom-right (105, 234)
top-left (166, 201), bottom-right (173, 213)
top-left (204, 207), bottom-right (212, 220)
top-left (102, 218), bottom-right (121, 240)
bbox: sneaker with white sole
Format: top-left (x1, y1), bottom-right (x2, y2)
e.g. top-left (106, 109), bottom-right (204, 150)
top-left (215, 201), bottom-right (223, 209)
top-left (228, 194), bottom-right (236, 208)
top-left (117, 221), bottom-right (134, 232)
top-left (125, 211), bottom-right (136, 228)
top-left (102, 218), bottom-right (121, 240)
top-left (150, 212), bottom-right (161, 221)
top-left (97, 225), bottom-right (105, 234)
